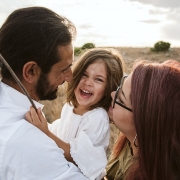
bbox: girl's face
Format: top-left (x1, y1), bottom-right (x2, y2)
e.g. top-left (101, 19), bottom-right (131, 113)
top-left (108, 73), bottom-right (135, 135)
top-left (74, 60), bottom-right (107, 111)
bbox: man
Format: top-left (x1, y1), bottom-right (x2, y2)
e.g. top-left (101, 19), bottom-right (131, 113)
top-left (0, 7), bottom-right (88, 180)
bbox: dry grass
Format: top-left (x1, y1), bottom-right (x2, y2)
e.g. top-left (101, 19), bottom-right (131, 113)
top-left (2, 47), bottom-right (180, 157)
top-left (39, 83), bottom-right (68, 123)
top-left (115, 47), bottom-right (180, 73)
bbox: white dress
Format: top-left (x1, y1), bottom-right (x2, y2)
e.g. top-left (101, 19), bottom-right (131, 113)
top-left (48, 103), bottom-right (110, 180)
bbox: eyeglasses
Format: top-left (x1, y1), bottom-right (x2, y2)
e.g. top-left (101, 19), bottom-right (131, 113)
top-left (112, 75), bottom-right (133, 112)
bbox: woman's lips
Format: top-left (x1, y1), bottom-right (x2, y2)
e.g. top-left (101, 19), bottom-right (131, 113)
top-left (109, 106), bottom-right (113, 112)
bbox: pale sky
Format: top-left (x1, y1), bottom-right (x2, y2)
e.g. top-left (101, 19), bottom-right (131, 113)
top-left (0, 0), bottom-right (180, 47)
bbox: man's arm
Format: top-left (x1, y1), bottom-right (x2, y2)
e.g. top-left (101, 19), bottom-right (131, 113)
top-left (3, 122), bottom-right (87, 180)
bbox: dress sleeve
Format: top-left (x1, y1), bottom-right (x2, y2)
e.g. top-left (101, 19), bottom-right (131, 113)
top-left (48, 103), bottom-right (70, 136)
top-left (69, 108), bottom-right (110, 180)
top-left (48, 119), bottom-right (60, 136)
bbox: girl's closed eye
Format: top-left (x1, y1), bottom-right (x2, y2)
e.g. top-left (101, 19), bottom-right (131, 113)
top-left (96, 78), bottom-right (104, 82)
top-left (82, 73), bottom-right (87, 77)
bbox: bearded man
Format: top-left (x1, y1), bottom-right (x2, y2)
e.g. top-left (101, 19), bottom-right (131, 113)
top-left (0, 6), bottom-right (88, 180)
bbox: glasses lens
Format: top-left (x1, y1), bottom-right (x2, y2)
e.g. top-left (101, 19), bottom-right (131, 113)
top-left (113, 75), bottom-right (128, 108)
top-left (113, 87), bottom-right (119, 108)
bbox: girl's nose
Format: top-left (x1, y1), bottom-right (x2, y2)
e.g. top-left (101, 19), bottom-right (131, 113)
top-left (84, 78), bottom-right (93, 86)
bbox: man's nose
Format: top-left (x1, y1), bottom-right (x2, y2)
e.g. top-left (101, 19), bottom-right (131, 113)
top-left (64, 69), bottom-right (73, 82)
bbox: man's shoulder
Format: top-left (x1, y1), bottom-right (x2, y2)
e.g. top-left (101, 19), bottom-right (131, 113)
top-left (1, 120), bottom-right (88, 180)
top-left (8, 120), bottom-right (62, 149)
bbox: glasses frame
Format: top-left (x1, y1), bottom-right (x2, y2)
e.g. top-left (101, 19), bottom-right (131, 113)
top-left (113, 75), bottom-right (133, 112)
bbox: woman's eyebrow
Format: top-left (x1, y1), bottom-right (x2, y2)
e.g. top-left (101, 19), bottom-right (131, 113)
top-left (121, 89), bottom-right (127, 100)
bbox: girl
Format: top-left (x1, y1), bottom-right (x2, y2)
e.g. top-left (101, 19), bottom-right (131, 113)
top-left (26, 48), bottom-right (124, 180)
top-left (106, 60), bottom-right (180, 180)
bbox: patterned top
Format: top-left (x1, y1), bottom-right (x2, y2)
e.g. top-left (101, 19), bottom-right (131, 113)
top-left (48, 103), bottom-right (110, 180)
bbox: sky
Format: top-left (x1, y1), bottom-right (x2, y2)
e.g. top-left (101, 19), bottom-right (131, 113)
top-left (0, 0), bottom-right (180, 47)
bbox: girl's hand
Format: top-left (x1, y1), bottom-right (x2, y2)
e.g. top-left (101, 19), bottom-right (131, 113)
top-left (25, 107), bottom-right (49, 135)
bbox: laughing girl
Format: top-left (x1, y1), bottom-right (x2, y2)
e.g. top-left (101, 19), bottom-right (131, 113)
top-left (26, 48), bottom-right (124, 180)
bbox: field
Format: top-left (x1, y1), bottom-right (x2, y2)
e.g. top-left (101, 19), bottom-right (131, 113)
top-left (1, 47), bottom-right (180, 157)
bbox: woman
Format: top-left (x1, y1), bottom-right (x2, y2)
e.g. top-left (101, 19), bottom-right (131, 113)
top-left (106, 60), bottom-right (180, 180)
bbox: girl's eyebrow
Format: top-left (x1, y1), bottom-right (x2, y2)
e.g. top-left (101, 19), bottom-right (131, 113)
top-left (84, 71), bottom-right (107, 80)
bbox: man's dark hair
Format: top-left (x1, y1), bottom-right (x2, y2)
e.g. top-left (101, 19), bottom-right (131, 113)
top-left (0, 6), bottom-right (76, 80)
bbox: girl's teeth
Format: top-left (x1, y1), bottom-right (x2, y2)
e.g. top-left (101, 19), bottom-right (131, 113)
top-left (82, 90), bottom-right (90, 94)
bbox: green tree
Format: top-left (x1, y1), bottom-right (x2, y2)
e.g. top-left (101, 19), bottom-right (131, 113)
top-left (74, 43), bottom-right (96, 56)
top-left (81, 43), bottom-right (95, 50)
top-left (74, 47), bottom-right (83, 56)
top-left (151, 41), bottom-right (171, 52)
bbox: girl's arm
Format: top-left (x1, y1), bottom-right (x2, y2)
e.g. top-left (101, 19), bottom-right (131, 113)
top-left (25, 107), bottom-right (75, 163)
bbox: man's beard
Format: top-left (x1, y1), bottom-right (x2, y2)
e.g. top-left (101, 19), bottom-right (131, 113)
top-left (36, 72), bottom-right (58, 101)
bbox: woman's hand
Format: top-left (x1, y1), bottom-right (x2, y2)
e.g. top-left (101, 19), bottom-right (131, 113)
top-left (26, 107), bottom-right (49, 135)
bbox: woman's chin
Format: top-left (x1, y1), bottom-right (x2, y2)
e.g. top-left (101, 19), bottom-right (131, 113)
top-left (108, 111), bottom-right (113, 124)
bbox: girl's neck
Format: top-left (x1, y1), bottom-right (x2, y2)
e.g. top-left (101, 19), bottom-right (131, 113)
top-left (73, 105), bottom-right (89, 115)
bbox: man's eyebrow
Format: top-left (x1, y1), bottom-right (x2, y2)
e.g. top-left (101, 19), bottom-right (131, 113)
top-left (59, 64), bottom-right (72, 72)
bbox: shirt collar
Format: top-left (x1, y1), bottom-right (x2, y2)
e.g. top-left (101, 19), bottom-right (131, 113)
top-left (0, 81), bottom-right (44, 110)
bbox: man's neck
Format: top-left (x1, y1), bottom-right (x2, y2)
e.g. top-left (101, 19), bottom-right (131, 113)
top-left (2, 78), bottom-right (39, 101)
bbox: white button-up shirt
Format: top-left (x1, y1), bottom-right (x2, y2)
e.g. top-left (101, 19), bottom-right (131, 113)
top-left (0, 81), bottom-right (88, 180)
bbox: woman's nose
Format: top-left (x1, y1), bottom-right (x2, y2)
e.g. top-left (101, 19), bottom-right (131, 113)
top-left (111, 91), bottom-right (115, 99)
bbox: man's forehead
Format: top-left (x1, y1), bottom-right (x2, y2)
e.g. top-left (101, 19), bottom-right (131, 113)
top-left (56, 45), bottom-right (73, 67)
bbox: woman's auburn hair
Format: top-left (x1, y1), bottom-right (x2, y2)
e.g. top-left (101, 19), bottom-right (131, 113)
top-left (126, 59), bottom-right (180, 180)
top-left (66, 48), bottom-right (124, 111)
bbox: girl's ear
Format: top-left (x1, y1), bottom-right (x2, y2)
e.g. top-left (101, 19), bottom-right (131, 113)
top-left (22, 61), bottom-right (41, 83)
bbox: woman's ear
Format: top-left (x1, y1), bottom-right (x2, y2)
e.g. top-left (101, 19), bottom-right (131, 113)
top-left (22, 61), bottom-right (40, 83)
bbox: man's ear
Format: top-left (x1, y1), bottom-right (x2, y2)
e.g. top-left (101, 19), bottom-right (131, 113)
top-left (22, 61), bottom-right (40, 83)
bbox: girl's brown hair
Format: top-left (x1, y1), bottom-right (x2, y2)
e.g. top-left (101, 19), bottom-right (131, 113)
top-left (66, 48), bottom-right (124, 111)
